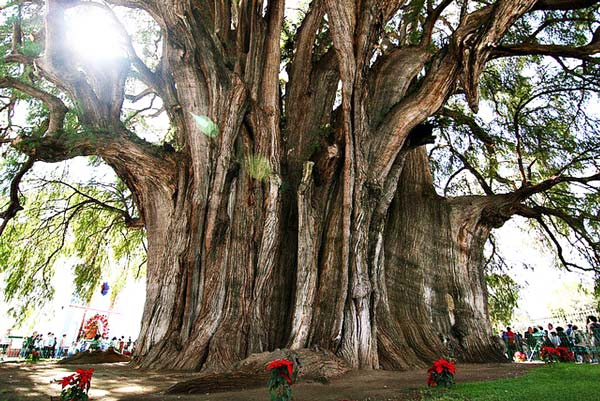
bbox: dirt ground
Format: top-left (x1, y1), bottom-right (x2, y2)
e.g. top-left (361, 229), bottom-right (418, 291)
top-left (0, 361), bottom-right (537, 401)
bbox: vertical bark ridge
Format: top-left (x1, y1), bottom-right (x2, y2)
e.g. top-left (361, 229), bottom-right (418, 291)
top-left (289, 162), bottom-right (321, 349)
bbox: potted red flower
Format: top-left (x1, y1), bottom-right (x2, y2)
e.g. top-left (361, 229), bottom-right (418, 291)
top-left (426, 358), bottom-right (456, 388)
top-left (57, 368), bottom-right (94, 401)
top-left (266, 358), bottom-right (297, 401)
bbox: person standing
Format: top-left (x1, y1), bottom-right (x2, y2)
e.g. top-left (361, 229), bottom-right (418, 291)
top-left (56, 334), bottom-right (67, 358)
top-left (21, 332), bottom-right (35, 358)
top-left (586, 316), bottom-right (600, 363)
top-left (505, 327), bottom-right (516, 357)
top-left (556, 327), bottom-right (571, 351)
top-left (49, 333), bottom-right (57, 358)
top-left (572, 325), bottom-right (589, 363)
top-left (35, 334), bottom-right (44, 357)
top-left (0, 329), bottom-right (10, 360)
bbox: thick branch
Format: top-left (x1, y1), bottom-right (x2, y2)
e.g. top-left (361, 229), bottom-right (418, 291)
top-left (0, 157), bottom-right (34, 236)
top-left (514, 172), bottom-right (600, 200)
top-left (492, 34), bottom-right (600, 62)
top-left (532, 0), bottom-right (600, 11)
top-left (420, 0), bottom-right (454, 47)
top-left (0, 77), bottom-right (68, 134)
top-left (368, 47), bottom-right (432, 126)
top-left (438, 107), bottom-right (495, 148)
top-left (260, 0), bottom-right (285, 109)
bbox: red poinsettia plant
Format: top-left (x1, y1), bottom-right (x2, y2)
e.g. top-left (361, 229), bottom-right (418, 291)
top-left (540, 346), bottom-right (573, 363)
top-left (556, 346), bottom-right (575, 362)
top-left (426, 358), bottom-right (456, 388)
top-left (266, 358), bottom-right (297, 401)
top-left (540, 346), bottom-right (561, 363)
top-left (58, 368), bottom-right (94, 401)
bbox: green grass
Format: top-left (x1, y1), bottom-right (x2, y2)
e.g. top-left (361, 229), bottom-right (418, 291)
top-left (421, 364), bottom-right (600, 401)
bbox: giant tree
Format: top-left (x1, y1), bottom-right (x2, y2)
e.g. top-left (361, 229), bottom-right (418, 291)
top-left (1, 0), bottom-right (599, 371)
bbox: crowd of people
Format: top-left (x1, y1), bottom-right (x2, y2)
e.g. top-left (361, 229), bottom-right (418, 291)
top-left (0, 329), bottom-right (136, 360)
top-left (501, 315), bottom-right (600, 363)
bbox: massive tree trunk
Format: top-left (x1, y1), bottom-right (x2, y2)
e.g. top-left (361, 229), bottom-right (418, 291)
top-left (122, 0), bottom-right (515, 372)
top-left (133, 136), bottom-right (506, 370)
top-left (379, 148), bottom-right (505, 369)
top-left (15, 0), bottom-right (585, 373)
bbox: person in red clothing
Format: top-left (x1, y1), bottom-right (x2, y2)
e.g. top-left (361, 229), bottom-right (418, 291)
top-left (506, 327), bottom-right (516, 357)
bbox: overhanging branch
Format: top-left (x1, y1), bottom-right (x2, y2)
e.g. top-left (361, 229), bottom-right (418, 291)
top-left (0, 77), bottom-right (68, 134)
top-left (492, 30), bottom-right (600, 62)
top-left (46, 179), bottom-right (145, 229)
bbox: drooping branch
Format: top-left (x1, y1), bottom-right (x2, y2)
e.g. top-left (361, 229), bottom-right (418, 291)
top-left (437, 107), bottom-right (495, 149)
top-left (531, 213), bottom-right (599, 272)
top-left (45, 179), bottom-right (144, 229)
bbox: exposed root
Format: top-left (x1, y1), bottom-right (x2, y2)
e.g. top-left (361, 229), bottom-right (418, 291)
top-left (166, 348), bottom-right (351, 394)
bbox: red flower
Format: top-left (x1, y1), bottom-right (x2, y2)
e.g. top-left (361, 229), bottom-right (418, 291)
top-left (267, 358), bottom-right (294, 377)
top-left (59, 374), bottom-right (75, 389)
top-left (427, 358), bottom-right (455, 387)
top-left (76, 368), bottom-right (94, 389)
top-left (447, 363), bottom-right (456, 375)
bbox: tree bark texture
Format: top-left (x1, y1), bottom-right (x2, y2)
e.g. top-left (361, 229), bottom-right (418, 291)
top-left (13, 0), bottom-right (588, 372)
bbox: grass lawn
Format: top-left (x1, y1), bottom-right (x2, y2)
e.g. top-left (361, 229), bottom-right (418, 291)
top-left (420, 363), bottom-right (600, 401)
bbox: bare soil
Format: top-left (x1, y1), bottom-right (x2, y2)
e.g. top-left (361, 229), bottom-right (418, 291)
top-left (0, 361), bottom-right (537, 401)
top-left (58, 349), bottom-right (131, 365)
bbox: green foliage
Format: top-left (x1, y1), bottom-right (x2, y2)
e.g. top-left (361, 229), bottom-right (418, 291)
top-left (245, 154), bottom-right (273, 181)
top-left (0, 161), bottom-right (146, 321)
top-left (17, 40), bottom-right (42, 58)
top-left (431, 28), bottom-right (600, 273)
top-left (420, 364), bottom-right (600, 401)
top-left (486, 273), bottom-right (520, 329)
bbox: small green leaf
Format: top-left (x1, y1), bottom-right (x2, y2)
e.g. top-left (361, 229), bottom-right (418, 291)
top-left (190, 113), bottom-right (219, 138)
